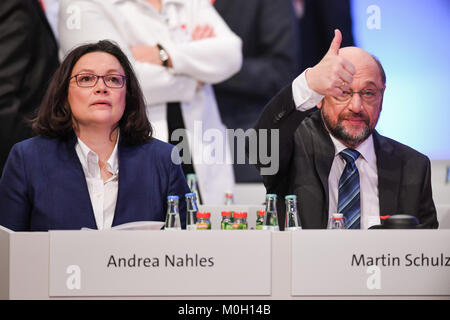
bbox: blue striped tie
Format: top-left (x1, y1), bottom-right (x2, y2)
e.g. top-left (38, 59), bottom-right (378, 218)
top-left (338, 149), bottom-right (361, 229)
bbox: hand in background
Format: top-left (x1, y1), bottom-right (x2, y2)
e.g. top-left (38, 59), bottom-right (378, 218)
top-left (192, 24), bottom-right (215, 40)
top-left (131, 45), bottom-right (161, 65)
top-left (131, 44), bottom-right (174, 68)
top-left (130, 24), bottom-right (216, 68)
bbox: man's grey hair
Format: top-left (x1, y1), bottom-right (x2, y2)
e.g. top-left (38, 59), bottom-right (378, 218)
top-left (371, 54), bottom-right (386, 86)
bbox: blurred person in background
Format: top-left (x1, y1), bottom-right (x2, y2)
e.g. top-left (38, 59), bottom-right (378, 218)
top-left (40, 0), bottom-right (60, 39)
top-left (0, 0), bottom-right (59, 175)
top-left (292, 0), bottom-right (355, 72)
top-left (213, 0), bottom-right (299, 182)
top-left (58, 0), bottom-right (242, 204)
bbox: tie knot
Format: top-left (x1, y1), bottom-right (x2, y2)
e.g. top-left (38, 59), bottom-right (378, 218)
top-left (340, 148), bottom-right (360, 164)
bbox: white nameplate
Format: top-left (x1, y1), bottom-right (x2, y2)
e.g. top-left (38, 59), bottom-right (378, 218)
top-left (291, 230), bottom-right (450, 296)
top-left (49, 230), bottom-right (271, 296)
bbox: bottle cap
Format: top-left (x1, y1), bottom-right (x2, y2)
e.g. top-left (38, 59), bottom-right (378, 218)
top-left (257, 210), bottom-right (265, 216)
top-left (167, 195), bottom-right (179, 200)
top-left (225, 193), bottom-right (233, 198)
top-left (285, 195), bottom-right (297, 200)
top-left (185, 193), bottom-right (196, 198)
top-left (266, 194), bottom-right (277, 198)
top-left (197, 212), bottom-right (211, 218)
top-left (234, 212), bottom-right (247, 218)
top-left (221, 211), bottom-right (231, 217)
top-left (186, 173), bottom-right (197, 179)
top-left (332, 213), bottom-right (344, 220)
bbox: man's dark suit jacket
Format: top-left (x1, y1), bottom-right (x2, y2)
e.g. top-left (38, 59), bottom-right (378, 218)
top-left (0, 135), bottom-right (190, 231)
top-left (0, 0), bottom-right (59, 175)
top-left (253, 85), bottom-right (438, 229)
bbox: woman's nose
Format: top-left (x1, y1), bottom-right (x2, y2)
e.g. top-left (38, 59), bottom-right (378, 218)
top-left (94, 76), bottom-right (108, 93)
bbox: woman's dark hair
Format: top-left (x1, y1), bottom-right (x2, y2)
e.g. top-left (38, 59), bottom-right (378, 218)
top-left (32, 40), bottom-right (152, 145)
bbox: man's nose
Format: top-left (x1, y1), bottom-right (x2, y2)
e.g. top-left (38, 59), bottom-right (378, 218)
top-left (348, 93), bottom-right (363, 113)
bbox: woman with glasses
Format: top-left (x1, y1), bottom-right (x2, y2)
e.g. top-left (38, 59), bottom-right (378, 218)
top-left (58, 0), bottom-right (242, 205)
top-left (0, 40), bottom-right (190, 231)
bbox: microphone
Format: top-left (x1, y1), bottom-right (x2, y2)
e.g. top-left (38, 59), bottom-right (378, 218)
top-left (369, 214), bottom-right (419, 229)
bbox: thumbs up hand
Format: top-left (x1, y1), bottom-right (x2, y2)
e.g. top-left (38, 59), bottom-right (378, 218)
top-left (305, 29), bottom-right (356, 97)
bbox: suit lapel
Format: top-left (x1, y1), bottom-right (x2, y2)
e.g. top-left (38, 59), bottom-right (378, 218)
top-left (305, 115), bottom-right (401, 224)
top-left (310, 111), bottom-right (335, 226)
top-left (112, 138), bottom-right (136, 227)
top-left (62, 134), bottom-right (97, 228)
top-left (373, 132), bottom-right (401, 216)
top-left (34, 0), bottom-right (58, 47)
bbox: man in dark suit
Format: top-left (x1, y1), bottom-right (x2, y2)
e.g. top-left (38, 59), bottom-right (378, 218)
top-left (253, 29), bottom-right (438, 229)
top-left (0, 0), bottom-right (59, 175)
top-left (213, 0), bottom-right (299, 182)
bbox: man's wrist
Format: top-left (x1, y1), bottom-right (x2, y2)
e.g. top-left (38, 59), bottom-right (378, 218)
top-left (292, 69), bottom-right (324, 111)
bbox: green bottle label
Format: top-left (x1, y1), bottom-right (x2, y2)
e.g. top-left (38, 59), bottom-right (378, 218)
top-left (197, 223), bottom-right (211, 230)
top-left (231, 223), bottom-right (248, 230)
top-left (270, 217), bottom-right (278, 226)
top-left (256, 217), bottom-right (264, 230)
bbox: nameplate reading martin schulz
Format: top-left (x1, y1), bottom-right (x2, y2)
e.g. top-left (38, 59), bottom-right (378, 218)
top-left (49, 230), bottom-right (271, 296)
top-left (291, 230), bottom-right (450, 296)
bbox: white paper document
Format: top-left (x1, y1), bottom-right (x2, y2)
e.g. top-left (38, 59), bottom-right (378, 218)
top-left (82, 221), bottom-right (165, 231)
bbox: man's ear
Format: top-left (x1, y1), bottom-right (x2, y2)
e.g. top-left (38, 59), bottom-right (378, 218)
top-left (380, 86), bottom-right (386, 111)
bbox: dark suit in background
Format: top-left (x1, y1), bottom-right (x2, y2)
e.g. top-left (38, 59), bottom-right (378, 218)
top-left (253, 85), bottom-right (438, 230)
top-left (0, 0), bottom-right (59, 175)
top-left (296, 0), bottom-right (355, 71)
top-left (213, 0), bottom-right (299, 182)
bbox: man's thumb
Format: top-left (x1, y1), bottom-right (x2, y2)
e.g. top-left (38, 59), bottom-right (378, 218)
top-left (327, 29), bottom-right (342, 55)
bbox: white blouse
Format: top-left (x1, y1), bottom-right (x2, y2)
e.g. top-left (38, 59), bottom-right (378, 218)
top-left (75, 137), bottom-right (119, 230)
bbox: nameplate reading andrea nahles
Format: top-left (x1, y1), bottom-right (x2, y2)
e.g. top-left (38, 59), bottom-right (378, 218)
top-left (107, 254), bottom-right (215, 268)
top-left (351, 253), bottom-right (450, 267)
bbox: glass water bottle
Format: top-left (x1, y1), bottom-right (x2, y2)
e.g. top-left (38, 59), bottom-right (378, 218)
top-left (185, 193), bottom-right (198, 231)
top-left (262, 194), bottom-right (279, 231)
top-left (285, 195), bottom-right (302, 231)
top-left (164, 195), bottom-right (181, 230)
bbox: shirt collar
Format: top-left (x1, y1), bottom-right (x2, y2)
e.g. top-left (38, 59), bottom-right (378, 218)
top-left (329, 133), bottom-right (377, 168)
top-left (76, 132), bottom-right (120, 178)
top-left (107, 137), bottom-right (120, 175)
